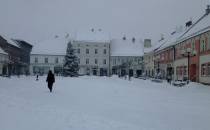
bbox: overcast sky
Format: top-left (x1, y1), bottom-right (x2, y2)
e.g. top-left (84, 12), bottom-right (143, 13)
top-left (0, 0), bottom-right (209, 44)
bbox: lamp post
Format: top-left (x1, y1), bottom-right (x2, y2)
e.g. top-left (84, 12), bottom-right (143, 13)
top-left (181, 48), bottom-right (196, 81)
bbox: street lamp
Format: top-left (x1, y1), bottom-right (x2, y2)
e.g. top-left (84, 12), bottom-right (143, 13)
top-left (181, 48), bottom-right (196, 81)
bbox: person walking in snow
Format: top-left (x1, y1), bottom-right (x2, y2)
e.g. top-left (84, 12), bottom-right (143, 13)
top-left (36, 74), bottom-right (39, 81)
top-left (46, 70), bottom-right (55, 92)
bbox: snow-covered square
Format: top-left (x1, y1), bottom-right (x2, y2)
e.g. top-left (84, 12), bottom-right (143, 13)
top-left (0, 76), bottom-right (210, 130)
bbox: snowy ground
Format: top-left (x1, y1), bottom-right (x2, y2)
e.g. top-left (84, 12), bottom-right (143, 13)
top-left (0, 76), bottom-right (210, 130)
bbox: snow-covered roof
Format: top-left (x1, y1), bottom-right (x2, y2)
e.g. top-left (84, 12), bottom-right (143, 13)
top-left (158, 31), bottom-right (184, 51)
top-left (146, 37), bottom-right (168, 53)
top-left (31, 36), bottom-right (69, 55)
top-left (75, 29), bottom-right (110, 43)
top-left (154, 12), bottom-right (210, 52)
top-left (0, 47), bottom-right (7, 55)
top-left (111, 38), bottom-right (144, 57)
top-left (0, 34), bottom-right (20, 48)
top-left (179, 12), bottom-right (210, 42)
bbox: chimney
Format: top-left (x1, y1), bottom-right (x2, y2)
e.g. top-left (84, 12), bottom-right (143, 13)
top-left (144, 39), bottom-right (151, 48)
top-left (185, 20), bottom-right (192, 27)
top-left (206, 5), bottom-right (210, 15)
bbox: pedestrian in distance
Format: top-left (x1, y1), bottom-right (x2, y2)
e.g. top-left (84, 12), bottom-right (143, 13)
top-left (167, 74), bottom-right (172, 84)
top-left (36, 74), bottom-right (39, 81)
top-left (46, 70), bottom-right (55, 92)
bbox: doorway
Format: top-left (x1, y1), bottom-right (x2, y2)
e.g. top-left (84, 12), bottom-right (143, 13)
top-left (190, 64), bottom-right (196, 82)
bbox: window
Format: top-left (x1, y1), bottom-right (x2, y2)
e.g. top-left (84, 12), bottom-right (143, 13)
top-left (103, 59), bottom-right (106, 64)
top-left (176, 66), bottom-right (187, 76)
top-left (103, 49), bottom-right (107, 54)
top-left (45, 58), bottom-right (48, 63)
top-left (95, 49), bottom-right (98, 54)
top-left (201, 64), bottom-right (206, 76)
top-left (201, 63), bottom-right (210, 76)
top-left (77, 49), bottom-right (80, 54)
top-left (86, 59), bottom-right (89, 64)
top-left (208, 64), bottom-right (210, 76)
top-left (95, 59), bottom-right (98, 64)
top-left (202, 40), bottom-right (205, 51)
top-left (55, 57), bottom-right (59, 63)
top-left (138, 59), bottom-right (142, 64)
top-left (200, 39), bottom-right (206, 52)
top-left (35, 57), bottom-right (38, 63)
top-left (86, 49), bottom-right (89, 54)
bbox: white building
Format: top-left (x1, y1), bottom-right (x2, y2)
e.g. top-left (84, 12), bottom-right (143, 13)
top-left (72, 29), bottom-right (111, 76)
top-left (30, 36), bottom-right (67, 75)
top-left (143, 39), bottom-right (156, 77)
top-left (0, 47), bottom-right (8, 75)
top-left (144, 50), bottom-right (155, 77)
top-left (30, 30), bottom-right (147, 77)
top-left (30, 29), bottom-right (111, 76)
top-left (110, 37), bottom-right (144, 77)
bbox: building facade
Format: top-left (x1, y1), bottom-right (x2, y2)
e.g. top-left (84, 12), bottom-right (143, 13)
top-left (30, 36), bottom-right (67, 75)
top-left (199, 31), bottom-right (210, 84)
top-left (0, 47), bottom-right (9, 75)
top-left (150, 5), bottom-right (210, 84)
top-left (144, 51), bottom-right (155, 77)
top-left (72, 40), bottom-right (110, 76)
top-left (30, 30), bottom-right (111, 76)
top-left (111, 56), bottom-right (143, 77)
top-left (110, 38), bottom-right (144, 77)
top-left (155, 46), bottom-right (175, 79)
top-left (0, 35), bottom-right (32, 76)
top-left (30, 54), bottom-right (64, 75)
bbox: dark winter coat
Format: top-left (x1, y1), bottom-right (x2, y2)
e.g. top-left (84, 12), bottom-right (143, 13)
top-left (46, 71), bottom-right (55, 85)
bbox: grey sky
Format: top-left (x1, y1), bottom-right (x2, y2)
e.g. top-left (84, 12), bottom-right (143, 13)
top-left (0, 0), bottom-right (209, 44)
